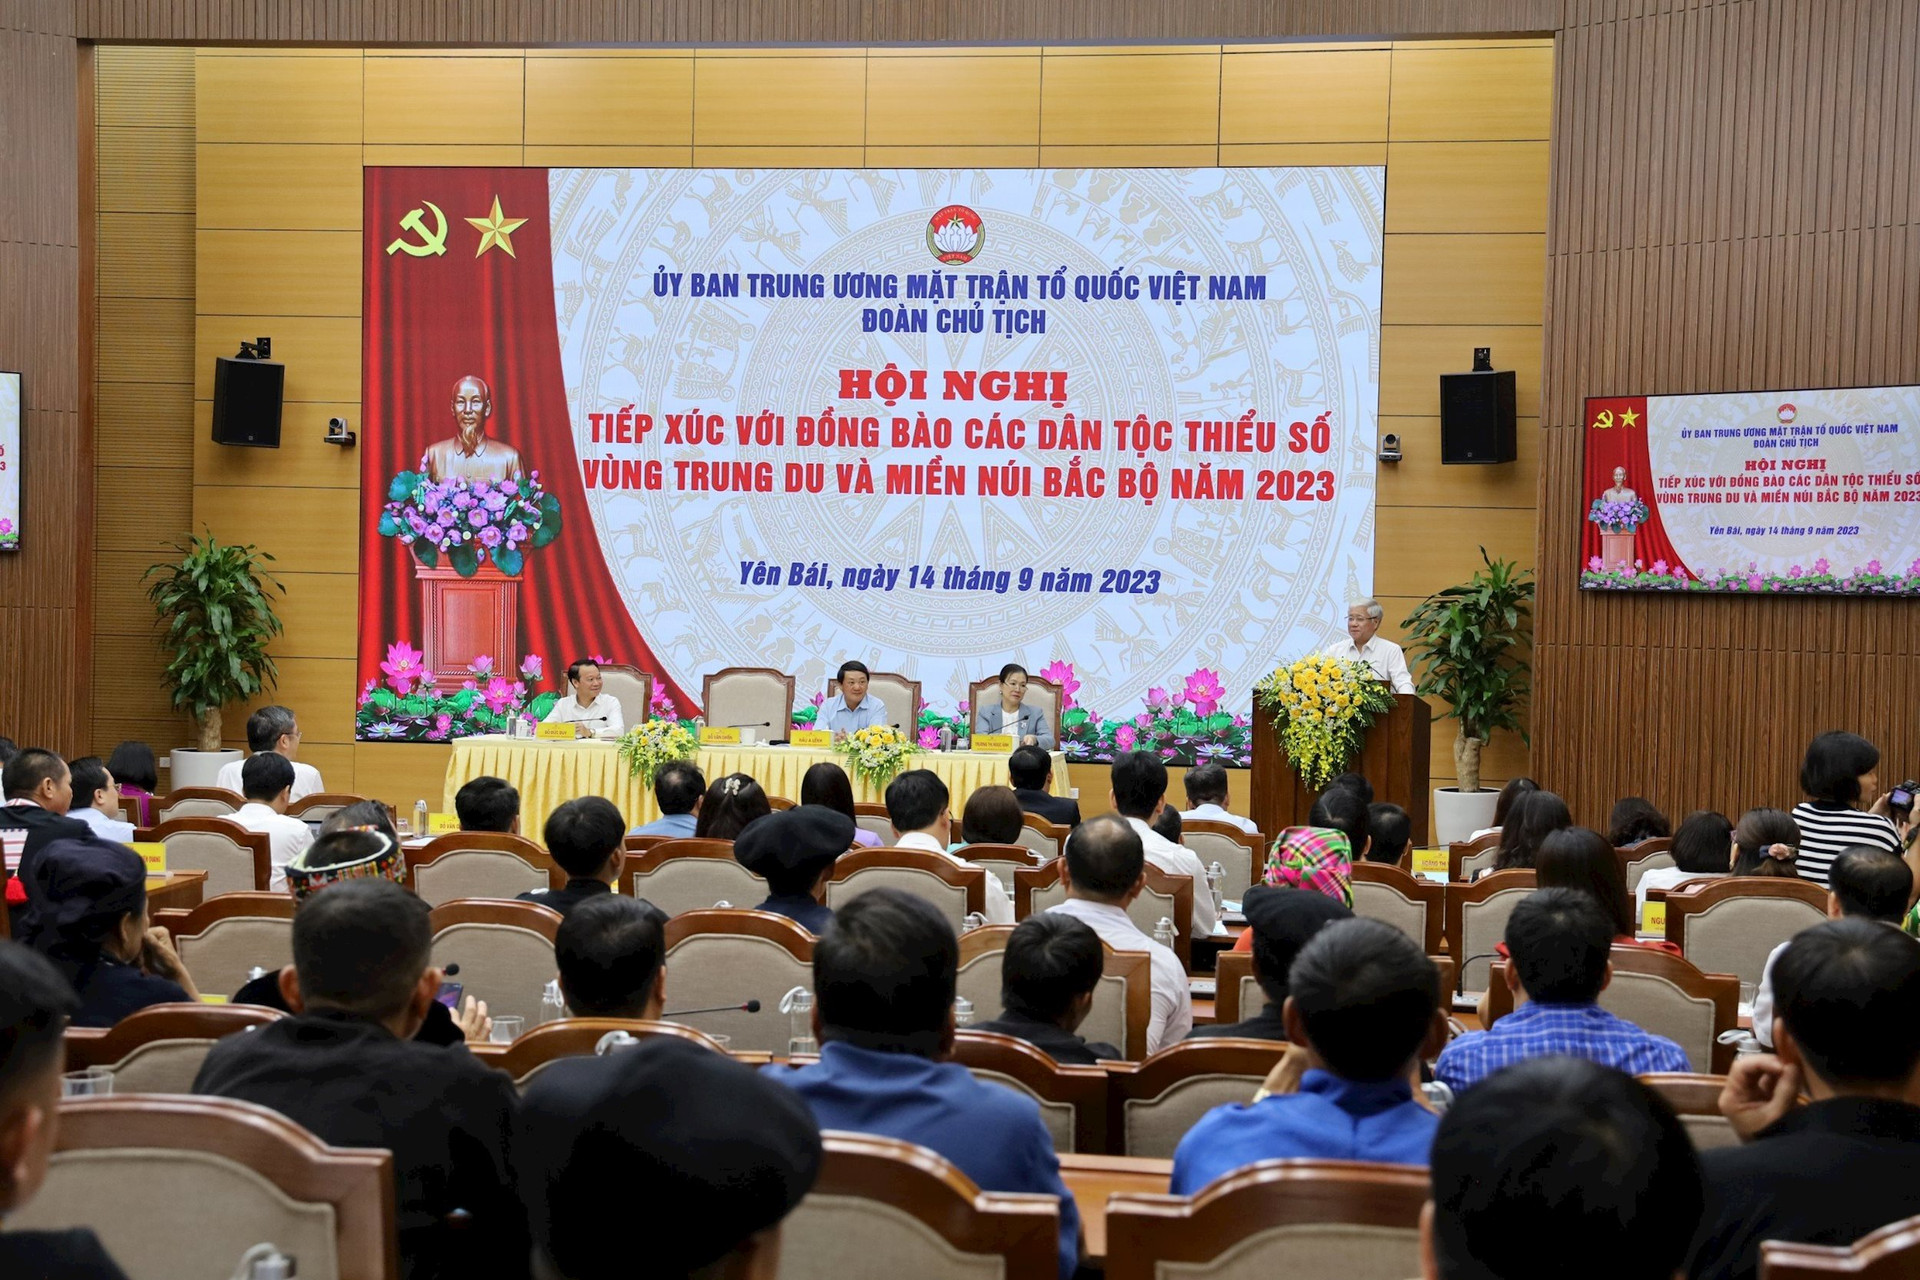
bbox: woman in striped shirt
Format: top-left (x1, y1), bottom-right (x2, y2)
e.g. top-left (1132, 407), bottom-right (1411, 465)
top-left (1790, 731), bottom-right (1908, 887)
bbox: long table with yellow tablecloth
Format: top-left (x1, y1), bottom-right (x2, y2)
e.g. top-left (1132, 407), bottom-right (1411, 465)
top-left (441, 736), bottom-right (1075, 837)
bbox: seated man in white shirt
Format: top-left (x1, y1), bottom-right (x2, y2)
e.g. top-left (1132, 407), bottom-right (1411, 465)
top-left (1046, 814), bottom-right (1193, 1052)
top-left (1110, 751), bottom-right (1220, 940)
top-left (1321, 598), bottom-right (1416, 694)
top-left (884, 769), bottom-right (1014, 925)
top-left (1750, 845), bottom-right (1910, 1048)
top-left (215, 705), bottom-right (325, 801)
top-left (63, 757), bottom-right (136, 844)
top-left (230, 752), bottom-right (315, 892)
top-left (1179, 761), bottom-right (1259, 835)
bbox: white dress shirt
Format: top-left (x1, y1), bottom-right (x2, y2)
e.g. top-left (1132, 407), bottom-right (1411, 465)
top-left (1125, 816), bottom-right (1220, 939)
top-left (231, 801), bottom-right (315, 892)
top-left (895, 830), bottom-right (1014, 924)
top-left (1633, 867), bottom-right (1726, 923)
top-left (1321, 635), bottom-right (1417, 694)
top-left (542, 693), bottom-right (625, 737)
top-left (1046, 897), bottom-right (1193, 1053)
top-left (1179, 803), bottom-right (1259, 836)
top-left (215, 758), bottom-right (326, 802)
top-left (69, 804), bottom-right (136, 844)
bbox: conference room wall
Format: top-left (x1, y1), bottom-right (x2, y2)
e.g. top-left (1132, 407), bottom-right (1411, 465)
top-left (87, 39), bottom-right (1549, 814)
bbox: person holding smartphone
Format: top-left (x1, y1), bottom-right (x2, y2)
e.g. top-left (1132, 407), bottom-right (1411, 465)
top-left (1790, 732), bottom-right (1915, 893)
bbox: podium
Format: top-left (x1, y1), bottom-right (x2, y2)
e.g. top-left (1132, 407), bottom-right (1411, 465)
top-left (418, 562), bottom-right (521, 691)
top-left (1249, 694), bottom-right (1431, 845)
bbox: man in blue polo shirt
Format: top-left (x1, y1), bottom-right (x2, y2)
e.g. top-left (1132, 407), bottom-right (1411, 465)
top-left (766, 888), bottom-right (1081, 1278)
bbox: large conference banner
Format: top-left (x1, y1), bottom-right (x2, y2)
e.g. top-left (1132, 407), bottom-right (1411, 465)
top-left (1582, 385), bottom-right (1920, 595)
top-left (357, 166), bottom-right (1384, 761)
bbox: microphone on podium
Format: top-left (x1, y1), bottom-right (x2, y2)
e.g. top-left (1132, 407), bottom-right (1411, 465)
top-left (662, 1000), bottom-right (762, 1017)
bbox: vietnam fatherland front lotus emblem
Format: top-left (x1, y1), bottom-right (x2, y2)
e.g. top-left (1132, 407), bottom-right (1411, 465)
top-left (927, 204), bottom-right (984, 265)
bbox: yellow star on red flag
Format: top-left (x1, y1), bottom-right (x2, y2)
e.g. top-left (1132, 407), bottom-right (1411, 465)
top-left (466, 196), bottom-right (528, 258)
top-left (1619, 407), bottom-right (1640, 428)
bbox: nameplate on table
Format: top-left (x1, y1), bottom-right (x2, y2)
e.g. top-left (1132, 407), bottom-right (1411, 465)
top-left (699, 726), bottom-right (742, 746)
top-left (130, 841), bottom-right (168, 877)
top-left (1640, 901), bottom-right (1666, 936)
top-left (426, 812), bottom-right (460, 836)
top-left (970, 733), bottom-right (1015, 754)
top-left (1411, 848), bottom-right (1450, 883)
top-left (535, 721), bottom-right (576, 741)
top-left (789, 729), bottom-right (832, 748)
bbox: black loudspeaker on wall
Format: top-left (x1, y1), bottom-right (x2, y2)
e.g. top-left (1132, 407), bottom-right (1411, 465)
top-left (1439, 369), bottom-right (1518, 464)
top-left (211, 354), bottom-right (285, 448)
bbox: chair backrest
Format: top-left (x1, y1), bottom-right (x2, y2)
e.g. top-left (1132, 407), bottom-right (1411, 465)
top-left (470, 1018), bottom-right (756, 1088)
top-left (408, 832), bottom-right (558, 906)
top-left (1488, 945), bottom-right (1739, 1072)
top-left (154, 891), bottom-right (298, 998)
top-left (1212, 950), bottom-right (1266, 1027)
top-left (958, 842), bottom-right (1046, 901)
top-left (1014, 860), bottom-right (1192, 966)
top-left (1624, 848), bottom-right (1678, 892)
top-left (663, 910), bottom-right (816, 1055)
top-left (1350, 862), bottom-right (1445, 954)
top-left (138, 817), bottom-right (272, 895)
top-left (628, 840), bottom-right (766, 915)
top-left (1107, 1038), bottom-right (1290, 1158)
top-left (828, 671), bottom-right (922, 732)
top-left (64, 1002), bottom-right (283, 1095)
top-left (703, 666), bottom-right (796, 737)
top-left (950, 1030), bottom-right (1108, 1154)
top-left (1444, 869), bottom-right (1537, 993)
top-left (9, 1094), bottom-right (395, 1280)
top-left (1761, 1214), bottom-right (1920, 1279)
top-left (1015, 812), bottom-right (1067, 860)
top-left (967, 674), bottom-right (1063, 749)
top-left (596, 664), bottom-right (655, 726)
top-left (1639, 1072), bottom-right (1741, 1152)
top-left (955, 925), bottom-right (1151, 1060)
top-left (826, 846), bottom-right (986, 930)
top-left (1663, 877), bottom-right (1831, 987)
top-left (1181, 820), bottom-right (1262, 905)
top-left (623, 833), bottom-right (673, 854)
top-left (766, 795), bottom-right (796, 811)
top-left (851, 801), bottom-right (896, 844)
top-left (1446, 829), bottom-right (1503, 881)
top-left (154, 786), bottom-right (243, 823)
top-left (1104, 1158), bottom-right (1428, 1280)
top-left (776, 1132), bottom-right (1059, 1280)
top-left (428, 898), bottom-right (563, 1025)
top-left (286, 792), bottom-right (372, 823)
top-left (115, 795), bottom-right (144, 824)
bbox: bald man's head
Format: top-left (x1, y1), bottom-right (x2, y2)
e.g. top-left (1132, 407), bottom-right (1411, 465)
top-left (452, 375), bottom-right (493, 434)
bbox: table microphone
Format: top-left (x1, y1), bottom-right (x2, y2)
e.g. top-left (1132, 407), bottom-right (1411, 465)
top-left (663, 1000), bottom-right (762, 1017)
top-left (1455, 953), bottom-right (1502, 996)
top-left (726, 721), bottom-right (772, 730)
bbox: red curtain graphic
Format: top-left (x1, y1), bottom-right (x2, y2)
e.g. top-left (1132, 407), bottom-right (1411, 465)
top-left (1580, 394), bottom-right (1688, 578)
top-left (358, 168), bottom-right (690, 728)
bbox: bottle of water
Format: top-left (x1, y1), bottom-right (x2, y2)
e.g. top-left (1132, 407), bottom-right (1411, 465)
top-left (713, 899), bottom-right (733, 909)
top-left (1206, 861), bottom-right (1225, 915)
top-left (961, 910), bottom-right (987, 933)
top-left (539, 978), bottom-right (566, 1025)
top-left (413, 799), bottom-right (429, 838)
top-left (954, 996), bottom-right (974, 1027)
top-left (781, 986), bottom-right (817, 1056)
top-left (247, 966), bottom-right (268, 983)
top-left (1153, 917), bottom-right (1178, 952)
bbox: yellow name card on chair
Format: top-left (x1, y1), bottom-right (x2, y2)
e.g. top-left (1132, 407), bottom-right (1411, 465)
top-left (130, 841), bottom-right (168, 877)
top-left (970, 734), bottom-right (1014, 754)
top-left (1411, 848), bottom-right (1450, 882)
top-left (535, 721), bottom-right (576, 741)
top-left (790, 729), bottom-right (832, 748)
top-left (699, 726), bottom-right (742, 746)
top-left (1641, 901), bottom-right (1667, 937)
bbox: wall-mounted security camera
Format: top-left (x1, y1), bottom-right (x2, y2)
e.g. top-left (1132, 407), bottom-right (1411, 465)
top-left (1378, 432), bottom-right (1402, 463)
top-left (323, 415), bottom-right (357, 448)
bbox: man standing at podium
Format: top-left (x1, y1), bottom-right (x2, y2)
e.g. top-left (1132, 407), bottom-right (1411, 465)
top-left (1322, 599), bottom-right (1415, 694)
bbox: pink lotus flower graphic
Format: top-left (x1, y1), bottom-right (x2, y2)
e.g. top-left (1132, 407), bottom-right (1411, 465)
top-left (520, 654), bottom-right (543, 680)
top-left (1038, 661), bottom-right (1080, 709)
top-left (381, 641), bottom-right (425, 694)
top-left (1182, 668), bottom-right (1226, 717)
top-left (1113, 723), bottom-right (1138, 753)
top-left (482, 676), bottom-right (519, 715)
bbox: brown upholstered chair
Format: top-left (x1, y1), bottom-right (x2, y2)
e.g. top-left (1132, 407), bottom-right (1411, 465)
top-left (1488, 945), bottom-right (1739, 1072)
top-left (702, 666), bottom-right (796, 738)
top-left (1212, 950), bottom-right (1263, 1026)
top-left (766, 795), bottom-right (796, 811)
top-left (1447, 829), bottom-right (1503, 882)
top-left (152, 786), bottom-right (243, 823)
top-left (63, 1002), bottom-right (282, 1094)
top-left (1661, 876), bottom-right (1830, 987)
top-left (1351, 861), bottom-right (1445, 954)
top-left (1015, 859), bottom-right (1194, 968)
top-left (627, 839), bottom-right (765, 916)
top-left (967, 674), bottom-right (1064, 749)
top-left (136, 817), bottom-right (272, 895)
top-left (9, 1095), bottom-right (395, 1280)
top-left (428, 898), bottom-right (562, 1026)
top-left (1015, 812), bottom-right (1069, 861)
top-left (1622, 843), bottom-right (1679, 893)
top-left (826, 846), bottom-right (987, 930)
top-left (1639, 1071), bottom-right (1742, 1152)
top-left (661, 909), bottom-right (816, 1055)
top-left (851, 801), bottom-right (895, 845)
top-left (1761, 1214), bottom-right (1920, 1278)
top-left (950, 1030), bottom-right (1110, 1153)
top-left (1181, 819), bottom-right (1263, 905)
top-left (154, 891), bottom-right (298, 998)
top-left (1105, 1038), bottom-right (1290, 1158)
top-left (623, 833), bottom-right (673, 854)
top-left (827, 672), bottom-right (922, 732)
top-left (955, 924), bottom-right (1151, 1060)
top-left (595, 663), bottom-right (655, 728)
top-left (957, 842), bottom-right (1047, 900)
top-left (1443, 868), bottom-right (1537, 993)
top-left (407, 832), bottom-right (558, 906)
top-left (469, 1018), bottom-right (765, 1087)
top-left (286, 792), bottom-right (372, 823)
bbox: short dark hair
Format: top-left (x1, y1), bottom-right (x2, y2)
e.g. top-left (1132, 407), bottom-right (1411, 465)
top-left (544, 797), bottom-right (626, 877)
top-left (66, 757), bottom-right (111, 810)
top-left (1326, 772), bottom-right (1374, 807)
top-left (1366, 803), bottom-right (1411, 865)
top-left (1732, 807), bottom-right (1802, 877)
top-left (1801, 731), bottom-right (1881, 805)
top-left (1308, 785), bottom-right (1369, 856)
top-left (1183, 762), bottom-right (1230, 807)
top-left (1830, 847), bottom-right (1913, 921)
top-left (302, 827), bottom-right (393, 871)
top-left (1430, 1057), bottom-right (1702, 1280)
top-left (997, 662), bottom-right (1027, 683)
top-left (1505, 888), bottom-right (1613, 1004)
top-left (999, 914), bottom-right (1103, 1023)
top-left (1670, 809), bottom-right (1734, 874)
top-left (814, 889), bottom-right (956, 1056)
top-left (1606, 797), bottom-right (1670, 847)
top-left (835, 660), bottom-right (870, 683)
top-left (105, 741), bottom-right (158, 793)
top-left (455, 776), bottom-right (520, 832)
top-left (290, 879), bottom-right (432, 1020)
top-left (2, 749), bottom-right (66, 801)
top-left (960, 785), bottom-right (1023, 845)
top-left (883, 769), bottom-right (949, 834)
top-left (1150, 806), bottom-right (1182, 845)
top-left (246, 705), bottom-right (297, 754)
top-left (1063, 814), bottom-right (1144, 900)
top-left (240, 751), bottom-right (295, 802)
top-left (1491, 777), bottom-right (1538, 828)
top-left (1006, 745), bottom-right (1052, 791)
top-left (653, 760), bottom-right (706, 815)
top-left (555, 895), bottom-right (667, 1018)
top-left (0, 941), bottom-right (78, 1109)
top-left (1535, 827), bottom-right (1635, 937)
top-left (1110, 751), bottom-right (1168, 819)
top-left (564, 658), bottom-right (599, 687)
top-left (1773, 918), bottom-right (1920, 1086)
top-left (1496, 790), bottom-right (1572, 871)
top-left (319, 800), bottom-right (398, 841)
top-left (1289, 919), bottom-right (1437, 1081)
top-left (694, 774), bottom-right (771, 841)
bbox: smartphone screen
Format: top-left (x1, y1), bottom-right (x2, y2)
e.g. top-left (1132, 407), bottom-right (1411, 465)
top-left (435, 982), bottom-right (463, 1009)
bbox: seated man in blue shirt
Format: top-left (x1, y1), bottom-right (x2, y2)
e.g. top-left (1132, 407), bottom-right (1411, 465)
top-left (766, 888), bottom-right (1082, 1278)
top-left (1434, 889), bottom-right (1691, 1093)
top-left (1171, 917), bottom-right (1445, 1193)
top-left (628, 761), bottom-right (704, 838)
top-left (816, 661), bottom-right (890, 736)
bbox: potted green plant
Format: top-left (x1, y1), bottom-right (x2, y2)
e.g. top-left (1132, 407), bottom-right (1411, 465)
top-left (144, 533), bottom-right (286, 788)
top-left (1399, 549), bottom-right (1534, 843)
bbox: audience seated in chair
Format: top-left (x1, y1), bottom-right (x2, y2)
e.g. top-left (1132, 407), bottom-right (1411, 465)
top-left (1045, 814), bottom-right (1191, 1051)
top-left (0, 942), bottom-right (133, 1278)
top-left (1172, 918), bottom-right (1444, 1193)
top-left (105, 741), bottom-right (158, 828)
top-left (1433, 889), bottom-right (1689, 1092)
top-left (319, 798), bottom-right (400, 840)
top-left (1110, 751), bottom-right (1218, 938)
top-left (1689, 918), bottom-right (1920, 1280)
top-left (734, 805), bottom-right (851, 934)
top-left (1752, 846), bottom-right (1911, 1050)
top-left (215, 705), bottom-right (324, 801)
top-left (27, 840), bottom-right (199, 1024)
top-left (228, 752), bottom-right (314, 892)
top-left (1368, 802), bottom-right (1412, 865)
top-left (1179, 760), bottom-right (1257, 835)
top-left (1260, 785), bottom-right (1367, 908)
top-left (1492, 789), bottom-right (1571, 873)
top-left (193, 877), bottom-right (526, 1280)
top-left (1424, 1056), bottom-right (1703, 1280)
top-left (61, 757), bottom-right (134, 845)
top-left (1536, 827), bottom-right (1681, 953)
top-left (800, 761), bottom-right (879, 847)
top-left (765, 888), bottom-right (1082, 1278)
top-left (518, 797), bottom-right (627, 919)
top-left (629, 760), bottom-right (704, 838)
top-left (1009, 744), bottom-right (1080, 829)
top-left (1637, 809), bottom-right (1733, 918)
top-left (1608, 796), bottom-right (1672, 848)
top-left (1466, 776), bottom-right (1538, 843)
top-left (1732, 806), bottom-right (1805, 879)
top-left (1193, 886), bottom-right (1351, 1040)
top-left (554, 894), bottom-right (668, 1019)
top-left (454, 775), bottom-right (522, 834)
top-left (518, 1034), bottom-right (820, 1279)
top-left (1150, 805), bottom-right (1183, 846)
top-left (955, 784), bottom-right (1025, 851)
top-left (885, 769), bottom-right (1014, 924)
top-left (0, 749), bottom-right (90, 911)
top-left (970, 913), bottom-right (1121, 1064)
top-left (696, 773), bottom-right (771, 841)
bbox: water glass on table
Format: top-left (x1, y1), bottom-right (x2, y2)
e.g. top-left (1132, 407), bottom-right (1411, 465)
top-left (63, 1066), bottom-right (114, 1097)
top-left (490, 1015), bottom-right (524, 1045)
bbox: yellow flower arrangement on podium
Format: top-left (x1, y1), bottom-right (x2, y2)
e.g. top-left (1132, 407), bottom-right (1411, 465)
top-left (1254, 654), bottom-right (1397, 790)
top-left (616, 718), bottom-right (699, 786)
top-left (835, 723), bottom-right (920, 790)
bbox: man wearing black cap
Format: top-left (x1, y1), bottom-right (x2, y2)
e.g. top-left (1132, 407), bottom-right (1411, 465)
top-left (1188, 885), bottom-right (1352, 1041)
top-left (518, 1035), bottom-right (822, 1278)
top-left (734, 805), bottom-right (855, 934)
